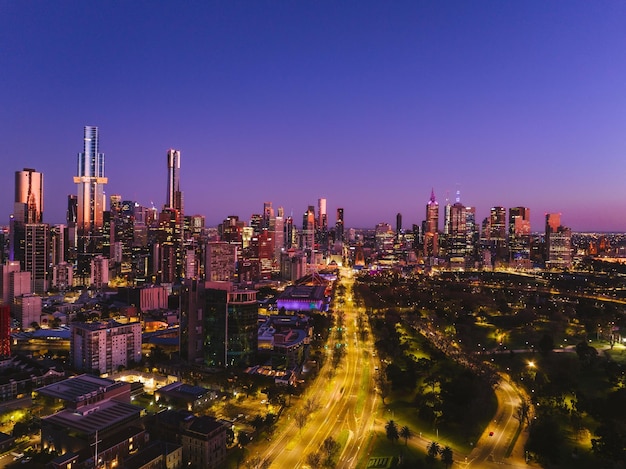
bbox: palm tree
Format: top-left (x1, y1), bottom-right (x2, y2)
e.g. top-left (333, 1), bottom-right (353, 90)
top-left (427, 441), bottom-right (441, 461)
top-left (385, 419), bottom-right (400, 444)
top-left (441, 446), bottom-right (454, 469)
top-left (399, 425), bottom-right (413, 446)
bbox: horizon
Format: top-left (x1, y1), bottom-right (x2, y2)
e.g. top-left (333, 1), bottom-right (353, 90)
top-left (2, 2), bottom-right (626, 231)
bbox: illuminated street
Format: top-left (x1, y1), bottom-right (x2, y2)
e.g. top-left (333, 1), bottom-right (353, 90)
top-left (258, 268), bottom-right (378, 468)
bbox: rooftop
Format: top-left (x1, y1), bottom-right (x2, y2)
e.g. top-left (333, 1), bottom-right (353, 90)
top-left (36, 374), bottom-right (122, 403)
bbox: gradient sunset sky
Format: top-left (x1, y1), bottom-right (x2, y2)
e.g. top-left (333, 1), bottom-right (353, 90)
top-left (2, 1), bottom-right (626, 231)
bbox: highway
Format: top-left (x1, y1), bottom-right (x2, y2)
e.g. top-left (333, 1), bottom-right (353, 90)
top-left (258, 268), bottom-right (378, 468)
top-left (257, 268), bottom-right (533, 468)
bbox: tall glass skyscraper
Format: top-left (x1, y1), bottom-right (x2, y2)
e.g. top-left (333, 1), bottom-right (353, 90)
top-left (166, 149), bottom-right (182, 211)
top-left (74, 126), bottom-right (108, 234)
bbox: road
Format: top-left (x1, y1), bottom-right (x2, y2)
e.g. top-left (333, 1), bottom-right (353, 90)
top-left (411, 318), bottom-right (533, 469)
top-left (258, 267), bottom-right (378, 468)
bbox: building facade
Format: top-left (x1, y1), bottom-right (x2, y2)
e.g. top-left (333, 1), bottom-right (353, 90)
top-left (70, 320), bottom-right (142, 374)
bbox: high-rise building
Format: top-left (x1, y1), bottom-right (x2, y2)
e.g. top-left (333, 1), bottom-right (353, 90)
top-left (74, 126), bottom-right (108, 281)
top-left (24, 223), bottom-right (49, 294)
top-left (74, 126), bottom-right (108, 234)
top-left (509, 207), bottom-right (531, 267)
top-left (396, 213), bottom-right (402, 240)
top-left (317, 198), bottom-right (328, 251)
top-left (273, 207), bottom-right (285, 263)
top-left (204, 282), bottom-right (258, 368)
top-left (424, 189), bottom-right (439, 258)
top-left (70, 320), bottom-right (142, 375)
top-left (14, 168), bottom-right (43, 224)
top-left (166, 149), bottom-right (182, 211)
top-left (335, 208), bottom-right (344, 243)
top-left (90, 255), bottom-right (109, 289)
top-left (10, 168), bottom-right (44, 268)
top-left (448, 197), bottom-right (467, 264)
top-left (489, 206), bottom-right (507, 261)
top-left (0, 261), bottom-right (20, 305)
top-left (205, 242), bottom-right (237, 282)
top-left (545, 213), bottom-right (571, 269)
top-left (302, 206), bottom-right (315, 251)
top-left (262, 202), bottom-right (274, 230)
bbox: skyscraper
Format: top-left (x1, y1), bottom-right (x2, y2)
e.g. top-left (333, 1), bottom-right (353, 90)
top-left (424, 189), bottom-right (439, 258)
top-left (73, 126), bottom-right (108, 281)
top-left (166, 149), bottom-right (182, 211)
top-left (10, 168), bottom-right (43, 266)
top-left (14, 168), bottom-right (43, 224)
top-left (335, 208), bottom-right (344, 243)
top-left (74, 126), bottom-right (108, 234)
top-left (509, 207), bottom-right (531, 267)
top-left (489, 206), bottom-right (507, 261)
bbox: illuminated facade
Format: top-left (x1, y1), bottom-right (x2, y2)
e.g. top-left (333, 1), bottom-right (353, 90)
top-left (424, 189), bottom-right (439, 258)
top-left (509, 206), bottom-right (531, 267)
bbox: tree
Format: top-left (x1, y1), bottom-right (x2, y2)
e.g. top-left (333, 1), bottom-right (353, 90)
top-left (295, 411), bottom-right (308, 434)
top-left (427, 441), bottom-right (441, 463)
top-left (575, 341), bottom-right (598, 364)
top-left (514, 399), bottom-right (531, 428)
top-left (385, 420), bottom-right (400, 444)
top-left (376, 370), bottom-right (391, 405)
top-left (399, 425), bottom-right (413, 446)
top-left (306, 451), bottom-right (322, 467)
top-left (322, 436), bottom-right (340, 465)
top-left (251, 415), bottom-right (265, 431)
top-left (440, 446), bottom-right (453, 469)
top-left (537, 333), bottom-right (554, 356)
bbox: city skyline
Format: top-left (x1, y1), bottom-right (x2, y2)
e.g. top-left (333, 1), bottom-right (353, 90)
top-left (2, 2), bottom-right (626, 231)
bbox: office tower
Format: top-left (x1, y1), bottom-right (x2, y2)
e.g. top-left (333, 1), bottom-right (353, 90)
top-left (464, 206), bottom-right (478, 264)
top-left (448, 195), bottom-right (467, 264)
top-left (317, 198), bottom-right (328, 251)
top-left (0, 261), bottom-right (20, 305)
top-left (509, 207), bottom-right (531, 267)
top-left (375, 223), bottom-right (394, 252)
top-left (545, 213), bottom-right (571, 268)
top-left (10, 168), bottom-right (43, 267)
top-left (70, 320), bottom-right (142, 374)
top-left (206, 242), bottom-right (237, 282)
top-left (155, 208), bottom-right (182, 283)
top-left (302, 206), bottom-right (315, 251)
top-left (166, 149), bottom-right (182, 211)
top-left (545, 213), bottom-right (561, 234)
top-left (50, 224), bottom-right (66, 266)
top-left (67, 194), bottom-right (78, 225)
top-left (262, 202), bottom-right (274, 230)
top-left (204, 282), bottom-right (258, 367)
top-left (52, 262), bottom-right (73, 290)
top-left (74, 126), bottom-right (108, 282)
top-left (14, 168), bottom-right (43, 224)
top-left (424, 190), bottom-right (439, 258)
top-left (489, 206), bottom-right (507, 261)
top-left (74, 126), bottom-right (108, 234)
top-left (66, 195), bottom-right (78, 265)
top-left (285, 216), bottom-right (296, 248)
top-left (273, 207), bottom-right (285, 262)
top-left (249, 214), bottom-right (263, 235)
top-left (25, 223), bottom-right (49, 294)
top-left (396, 213), bottom-right (402, 237)
top-left (335, 208), bottom-right (345, 243)
top-left (110, 194), bottom-right (122, 215)
top-left (90, 255), bottom-right (109, 289)
top-left (12, 294), bottom-right (42, 330)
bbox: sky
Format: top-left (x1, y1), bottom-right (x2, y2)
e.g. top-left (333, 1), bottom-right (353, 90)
top-left (2, 1), bottom-right (626, 231)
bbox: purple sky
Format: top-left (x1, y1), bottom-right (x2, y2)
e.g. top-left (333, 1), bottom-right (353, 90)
top-left (2, 1), bottom-right (626, 231)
